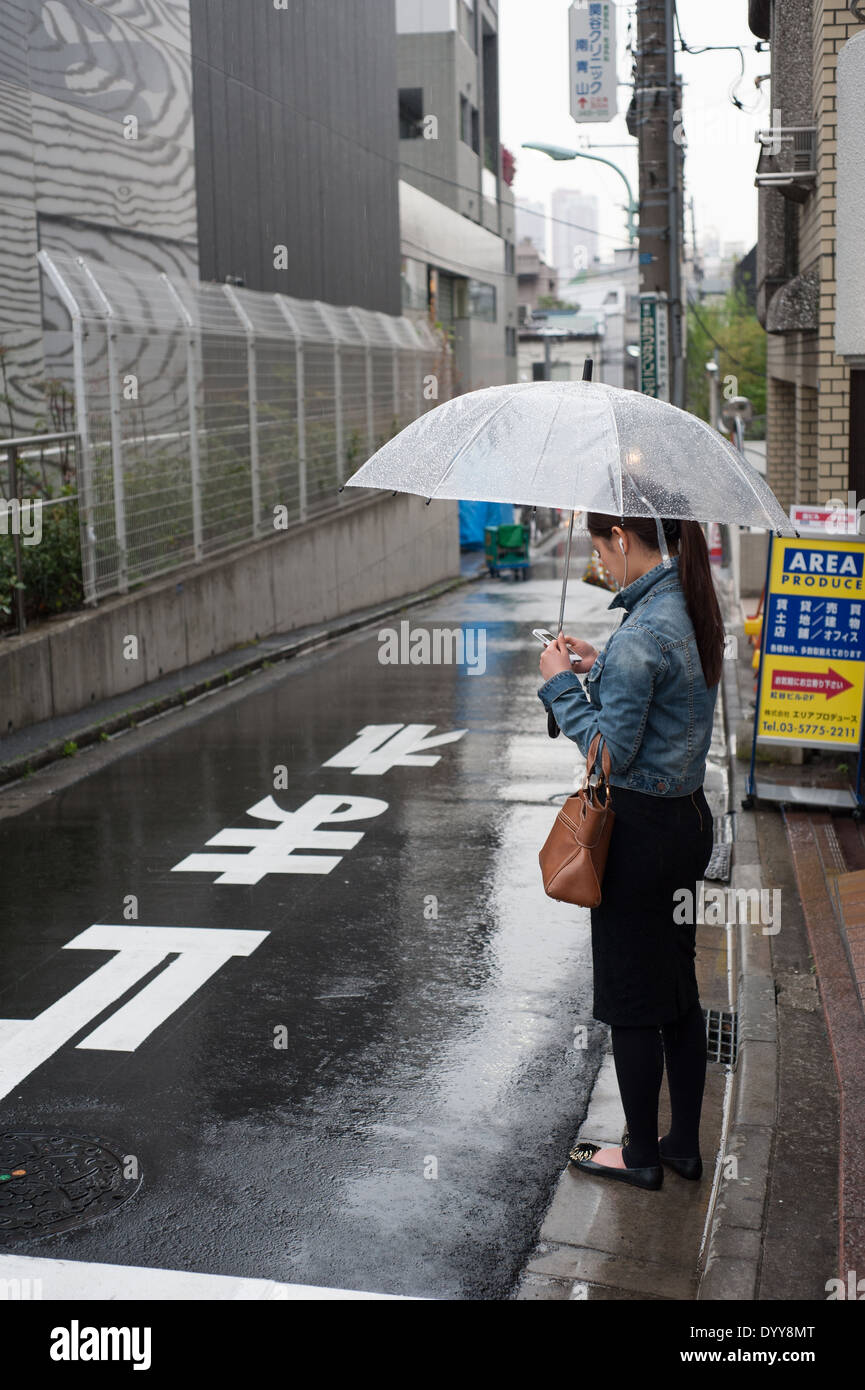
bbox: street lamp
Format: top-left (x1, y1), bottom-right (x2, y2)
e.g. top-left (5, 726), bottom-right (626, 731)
top-left (521, 142), bottom-right (638, 245)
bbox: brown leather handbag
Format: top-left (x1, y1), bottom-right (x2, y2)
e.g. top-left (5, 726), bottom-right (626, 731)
top-left (539, 731), bottom-right (615, 908)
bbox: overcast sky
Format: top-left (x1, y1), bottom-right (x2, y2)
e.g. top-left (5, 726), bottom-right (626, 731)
top-left (500, 0), bottom-right (770, 261)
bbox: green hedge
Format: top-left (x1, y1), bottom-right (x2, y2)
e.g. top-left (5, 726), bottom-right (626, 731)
top-left (0, 487), bottom-right (83, 630)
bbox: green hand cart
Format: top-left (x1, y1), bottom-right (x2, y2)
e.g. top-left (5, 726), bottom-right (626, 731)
top-left (484, 523), bottom-right (531, 580)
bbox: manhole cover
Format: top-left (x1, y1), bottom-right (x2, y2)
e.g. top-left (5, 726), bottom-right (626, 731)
top-left (704, 1008), bottom-right (738, 1065)
top-left (0, 1133), bottom-right (140, 1239)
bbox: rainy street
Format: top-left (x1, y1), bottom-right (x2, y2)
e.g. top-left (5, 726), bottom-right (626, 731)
top-left (0, 539), bottom-right (622, 1301)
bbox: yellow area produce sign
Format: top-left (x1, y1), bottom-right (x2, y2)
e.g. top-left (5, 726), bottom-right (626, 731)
top-left (756, 534), bottom-right (865, 749)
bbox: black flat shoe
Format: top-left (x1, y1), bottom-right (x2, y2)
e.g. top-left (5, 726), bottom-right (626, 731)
top-left (568, 1141), bottom-right (663, 1191)
top-left (659, 1149), bottom-right (703, 1181)
top-left (620, 1130), bottom-right (703, 1181)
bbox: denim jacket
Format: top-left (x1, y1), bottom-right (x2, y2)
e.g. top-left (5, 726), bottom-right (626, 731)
top-left (537, 554), bottom-right (718, 796)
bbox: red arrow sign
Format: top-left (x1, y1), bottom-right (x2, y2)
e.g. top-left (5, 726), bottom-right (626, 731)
top-left (771, 666), bottom-right (854, 699)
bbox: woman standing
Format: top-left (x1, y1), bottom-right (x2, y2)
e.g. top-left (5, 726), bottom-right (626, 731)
top-left (537, 513), bottom-right (725, 1192)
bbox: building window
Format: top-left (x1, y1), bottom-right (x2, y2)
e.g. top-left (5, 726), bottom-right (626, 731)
top-left (399, 88), bottom-right (424, 140)
top-left (504, 240), bottom-right (515, 274)
top-left (468, 279), bottom-right (497, 322)
top-left (505, 326), bottom-right (517, 356)
top-left (460, 94), bottom-right (471, 146)
top-left (460, 94), bottom-right (479, 153)
top-left (401, 256), bottom-right (428, 312)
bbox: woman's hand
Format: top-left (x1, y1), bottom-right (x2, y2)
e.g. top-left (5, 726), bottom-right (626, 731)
top-left (540, 632), bottom-right (597, 681)
top-left (561, 635), bottom-right (598, 674)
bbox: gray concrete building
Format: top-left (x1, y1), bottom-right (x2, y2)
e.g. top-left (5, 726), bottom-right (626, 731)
top-left (396, 0), bottom-right (517, 388)
top-left (516, 239), bottom-right (559, 322)
top-left (0, 0), bottom-right (404, 430)
top-left (0, 0), bottom-right (459, 703)
top-left (555, 246), bottom-right (640, 389)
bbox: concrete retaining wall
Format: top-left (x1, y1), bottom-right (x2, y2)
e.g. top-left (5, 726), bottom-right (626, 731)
top-left (0, 493), bottom-right (460, 735)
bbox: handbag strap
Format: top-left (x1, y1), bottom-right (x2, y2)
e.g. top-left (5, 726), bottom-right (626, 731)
top-left (583, 731), bottom-right (612, 788)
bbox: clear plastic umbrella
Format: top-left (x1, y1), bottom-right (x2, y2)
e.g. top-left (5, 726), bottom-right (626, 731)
top-left (341, 377), bottom-right (798, 630)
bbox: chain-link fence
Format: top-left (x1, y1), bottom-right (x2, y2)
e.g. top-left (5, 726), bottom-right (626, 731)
top-left (35, 252), bottom-right (450, 605)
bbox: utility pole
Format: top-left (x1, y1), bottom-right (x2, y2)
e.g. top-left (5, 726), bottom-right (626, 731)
top-left (634, 0), bottom-right (684, 407)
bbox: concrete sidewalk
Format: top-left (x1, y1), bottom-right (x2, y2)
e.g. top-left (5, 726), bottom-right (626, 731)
top-left (516, 571), bottom-right (849, 1301)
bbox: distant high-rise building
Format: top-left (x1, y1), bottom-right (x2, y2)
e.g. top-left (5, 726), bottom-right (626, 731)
top-left (552, 190), bottom-right (600, 283)
top-left (516, 200), bottom-right (547, 259)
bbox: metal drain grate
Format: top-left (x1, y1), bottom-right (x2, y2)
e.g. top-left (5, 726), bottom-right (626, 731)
top-left (704, 1008), bottom-right (738, 1065)
top-left (704, 843), bottom-right (732, 882)
top-left (704, 812), bottom-right (733, 882)
top-left (0, 1133), bottom-right (141, 1239)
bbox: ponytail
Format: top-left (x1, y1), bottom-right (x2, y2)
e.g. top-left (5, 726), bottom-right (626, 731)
top-left (585, 512), bottom-right (726, 688)
top-left (677, 519), bottom-right (725, 688)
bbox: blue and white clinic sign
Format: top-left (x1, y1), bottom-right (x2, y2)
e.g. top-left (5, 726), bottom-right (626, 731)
top-left (569, 1), bottom-right (617, 124)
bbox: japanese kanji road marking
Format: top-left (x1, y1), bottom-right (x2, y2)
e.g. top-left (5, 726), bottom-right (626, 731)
top-left (322, 723), bottom-right (467, 774)
top-left (0, 925), bottom-right (267, 1102)
top-left (171, 794), bottom-right (389, 885)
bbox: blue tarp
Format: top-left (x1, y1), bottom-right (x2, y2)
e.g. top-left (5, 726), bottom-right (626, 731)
top-left (459, 500), bottom-right (515, 548)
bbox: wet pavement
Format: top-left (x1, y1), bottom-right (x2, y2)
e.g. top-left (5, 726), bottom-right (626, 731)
top-left (0, 533), bottom-right (639, 1300)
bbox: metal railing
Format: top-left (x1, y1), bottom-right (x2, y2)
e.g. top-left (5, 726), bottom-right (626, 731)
top-left (36, 253), bottom-right (450, 604)
top-left (755, 126), bottom-right (817, 194)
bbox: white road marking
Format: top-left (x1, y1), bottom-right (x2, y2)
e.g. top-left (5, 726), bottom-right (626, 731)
top-left (0, 1255), bottom-right (421, 1300)
top-left (323, 723), bottom-right (467, 774)
top-left (0, 926), bottom-right (268, 1099)
top-left (171, 793), bottom-right (388, 884)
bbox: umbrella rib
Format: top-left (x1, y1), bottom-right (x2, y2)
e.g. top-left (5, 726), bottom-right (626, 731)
top-left (527, 391), bottom-right (568, 502)
top-left (425, 394), bottom-right (521, 499)
top-left (608, 396), bottom-right (625, 517)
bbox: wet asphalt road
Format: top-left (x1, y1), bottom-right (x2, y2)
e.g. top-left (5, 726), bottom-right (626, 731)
top-left (0, 538), bottom-right (625, 1300)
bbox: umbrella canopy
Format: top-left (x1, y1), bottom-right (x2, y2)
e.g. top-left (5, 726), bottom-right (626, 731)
top-left (343, 379), bottom-right (797, 536)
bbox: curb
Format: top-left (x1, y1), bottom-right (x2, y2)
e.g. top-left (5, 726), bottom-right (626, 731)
top-left (696, 597), bottom-right (778, 1299)
top-left (1, 523), bottom-right (568, 788)
top-left (0, 570), bottom-right (485, 788)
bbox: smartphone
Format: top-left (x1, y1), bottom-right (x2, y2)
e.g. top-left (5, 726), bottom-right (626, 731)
top-left (532, 629), bottom-right (579, 662)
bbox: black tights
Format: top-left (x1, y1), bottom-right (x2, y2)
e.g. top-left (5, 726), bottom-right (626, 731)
top-left (611, 999), bottom-right (707, 1168)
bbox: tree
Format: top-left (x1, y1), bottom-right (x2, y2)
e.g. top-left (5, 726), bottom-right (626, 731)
top-left (686, 284), bottom-right (766, 440)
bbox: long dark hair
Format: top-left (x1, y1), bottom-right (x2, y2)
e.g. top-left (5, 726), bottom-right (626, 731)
top-left (585, 512), bottom-right (726, 688)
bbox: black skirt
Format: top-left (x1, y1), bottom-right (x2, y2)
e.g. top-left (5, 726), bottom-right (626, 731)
top-left (589, 783), bottom-right (714, 1027)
